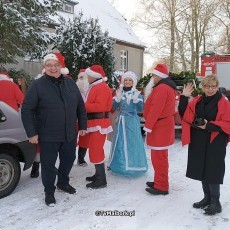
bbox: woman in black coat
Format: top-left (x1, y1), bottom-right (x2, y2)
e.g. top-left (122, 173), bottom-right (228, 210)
top-left (178, 74), bottom-right (230, 215)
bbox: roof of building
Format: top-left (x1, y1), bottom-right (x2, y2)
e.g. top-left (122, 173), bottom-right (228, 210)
top-left (51, 0), bottom-right (145, 47)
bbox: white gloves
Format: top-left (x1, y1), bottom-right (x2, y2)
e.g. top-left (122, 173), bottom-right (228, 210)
top-left (132, 90), bottom-right (141, 103)
top-left (115, 85), bottom-right (123, 103)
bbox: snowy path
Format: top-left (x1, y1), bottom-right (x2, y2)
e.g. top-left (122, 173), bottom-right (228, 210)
top-left (1, 135), bottom-right (230, 230)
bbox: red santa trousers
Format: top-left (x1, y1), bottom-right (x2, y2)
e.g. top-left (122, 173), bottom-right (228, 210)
top-left (83, 131), bottom-right (106, 164)
top-left (151, 149), bottom-right (169, 191)
top-left (77, 134), bottom-right (90, 148)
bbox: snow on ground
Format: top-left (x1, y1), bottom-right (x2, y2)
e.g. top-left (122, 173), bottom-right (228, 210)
top-left (1, 132), bottom-right (230, 230)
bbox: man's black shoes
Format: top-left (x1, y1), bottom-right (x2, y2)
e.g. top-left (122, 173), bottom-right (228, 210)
top-left (57, 184), bottom-right (76, 194)
top-left (45, 193), bottom-right (56, 207)
top-left (146, 181), bottom-right (154, 188)
top-left (146, 187), bottom-right (169, 195)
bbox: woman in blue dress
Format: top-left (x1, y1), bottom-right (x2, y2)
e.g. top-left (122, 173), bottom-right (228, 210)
top-left (108, 71), bottom-right (148, 175)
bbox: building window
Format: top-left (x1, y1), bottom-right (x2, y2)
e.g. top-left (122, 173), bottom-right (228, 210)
top-left (63, 3), bottom-right (74, 13)
top-left (120, 50), bottom-right (128, 71)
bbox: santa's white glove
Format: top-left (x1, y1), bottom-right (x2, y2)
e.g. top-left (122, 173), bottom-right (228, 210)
top-left (114, 86), bottom-right (123, 103)
top-left (132, 89), bottom-right (141, 103)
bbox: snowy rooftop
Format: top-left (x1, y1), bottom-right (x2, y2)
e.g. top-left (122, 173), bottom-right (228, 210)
top-left (51, 0), bottom-right (145, 47)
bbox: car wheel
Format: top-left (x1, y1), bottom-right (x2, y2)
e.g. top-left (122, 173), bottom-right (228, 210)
top-left (0, 153), bottom-right (21, 199)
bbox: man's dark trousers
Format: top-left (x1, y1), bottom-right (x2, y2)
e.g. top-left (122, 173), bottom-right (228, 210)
top-left (39, 138), bottom-right (76, 193)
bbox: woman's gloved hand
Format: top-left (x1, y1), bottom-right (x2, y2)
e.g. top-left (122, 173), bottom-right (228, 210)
top-left (132, 89), bottom-right (141, 103)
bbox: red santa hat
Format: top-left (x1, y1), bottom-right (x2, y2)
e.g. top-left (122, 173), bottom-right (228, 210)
top-left (43, 52), bottom-right (69, 75)
top-left (152, 64), bottom-right (168, 78)
top-left (0, 72), bottom-right (13, 81)
top-left (85, 65), bottom-right (107, 81)
top-left (78, 69), bottom-right (87, 79)
top-left (121, 71), bottom-right (137, 89)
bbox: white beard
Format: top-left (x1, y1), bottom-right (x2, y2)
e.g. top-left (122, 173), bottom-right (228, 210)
top-left (76, 78), bottom-right (89, 96)
top-left (144, 77), bottom-right (154, 102)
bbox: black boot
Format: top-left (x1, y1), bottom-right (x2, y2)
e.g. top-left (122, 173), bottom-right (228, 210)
top-left (86, 174), bottom-right (96, 182)
top-left (193, 195), bottom-right (211, 209)
top-left (86, 163), bottom-right (107, 189)
top-left (204, 200), bottom-right (222, 215)
top-left (145, 187), bottom-right (168, 195)
top-left (204, 184), bottom-right (222, 215)
top-left (45, 192), bottom-right (56, 207)
top-left (146, 181), bottom-right (154, 188)
top-left (193, 181), bottom-right (211, 209)
top-left (30, 162), bottom-right (40, 178)
top-left (77, 147), bottom-right (87, 166)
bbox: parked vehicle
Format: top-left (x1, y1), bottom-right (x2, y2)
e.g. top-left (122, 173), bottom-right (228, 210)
top-left (201, 53), bottom-right (230, 97)
top-left (0, 102), bottom-right (36, 198)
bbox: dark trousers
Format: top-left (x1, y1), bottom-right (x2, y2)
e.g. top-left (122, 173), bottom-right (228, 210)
top-left (39, 138), bottom-right (76, 193)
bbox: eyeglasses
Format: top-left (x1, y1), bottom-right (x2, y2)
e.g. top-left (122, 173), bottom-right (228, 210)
top-left (203, 85), bottom-right (218, 90)
top-left (45, 64), bottom-right (61, 68)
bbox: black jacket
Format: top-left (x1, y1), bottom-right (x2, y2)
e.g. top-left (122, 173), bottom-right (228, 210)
top-left (21, 74), bottom-right (87, 142)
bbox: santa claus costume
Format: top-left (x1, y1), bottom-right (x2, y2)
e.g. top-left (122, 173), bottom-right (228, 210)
top-left (108, 71), bottom-right (148, 175)
top-left (84, 65), bottom-right (113, 189)
top-left (76, 69), bottom-right (89, 166)
top-left (143, 64), bottom-right (176, 195)
top-left (0, 72), bottom-right (24, 111)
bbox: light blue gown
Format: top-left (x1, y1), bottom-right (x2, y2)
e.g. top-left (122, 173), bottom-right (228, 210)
top-left (108, 90), bottom-right (148, 175)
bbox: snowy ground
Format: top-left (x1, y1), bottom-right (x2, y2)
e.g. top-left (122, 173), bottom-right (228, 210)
top-left (1, 131), bottom-right (230, 230)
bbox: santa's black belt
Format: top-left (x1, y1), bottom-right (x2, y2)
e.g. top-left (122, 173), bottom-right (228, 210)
top-left (87, 112), bottom-right (110, 120)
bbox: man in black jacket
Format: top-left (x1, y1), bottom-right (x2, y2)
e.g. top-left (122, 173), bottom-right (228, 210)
top-left (21, 53), bottom-right (87, 206)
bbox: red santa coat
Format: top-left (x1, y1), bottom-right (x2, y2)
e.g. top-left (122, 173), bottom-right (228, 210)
top-left (85, 79), bottom-right (113, 134)
top-left (0, 80), bottom-right (24, 111)
top-left (143, 84), bottom-right (176, 149)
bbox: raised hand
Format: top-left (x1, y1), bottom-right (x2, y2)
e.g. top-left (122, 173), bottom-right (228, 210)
top-left (182, 83), bottom-right (194, 97)
top-left (132, 89), bottom-right (141, 103)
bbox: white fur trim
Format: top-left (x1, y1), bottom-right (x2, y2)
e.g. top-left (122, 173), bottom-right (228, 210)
top-left (133, 98), bottom-right (143, 104)
top-left (87, 126), bottom-right (113, 134)
top-left (145, 143), bottom-right (174, 150)
top-left (61, 67), bottom-right (69, 75)
top-left (143, 127), bottom-right (152, 133)
top-left (43, 53), bottom-right (59, 64)
top-left (86, 68), bottom-right (102, 78)
top-left (103, 77), bottom-right (108, 81)
top-left (108, 116), bottom-right (147, 171)
top-left (0, 74), bottom-right (10, 81)
top-left (121, 71), bottom-right (137, 88)
top-left (94, 160), bottom-right (105, 164)
top-left (152, 69), bottom-right (168, 78)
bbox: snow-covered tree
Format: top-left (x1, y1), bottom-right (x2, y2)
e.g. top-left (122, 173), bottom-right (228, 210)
top-left (0, 0), bottom-right (63, 64)
top-left (55, 12), bottom-right (118, 88)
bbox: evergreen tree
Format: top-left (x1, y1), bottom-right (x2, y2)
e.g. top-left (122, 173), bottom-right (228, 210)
top-left (55, 12), bottom-right (118, 88)
top-left (0, 0), bottom-right (63, 64)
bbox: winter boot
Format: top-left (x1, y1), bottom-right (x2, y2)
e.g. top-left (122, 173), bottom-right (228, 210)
top-left (77, 147), bottom-right (87, 166)
top-left (193, 195), bottom-right (211, 209)
top-left (204, 200), bottom-right (222, 215)
top-left (86, 163), bottom-right (107, 189)
top-left (145, 187), bottom-right (168, 195)
top-left (146, 181), bottom-right (154, 188)
top-left (193, 181), bottom-right (211, 209)
top-left (86, 174), bottom-right (96, 182)
top-left (30, 162), bottom-right (40, 178)
top-left (204, 184), bottom-right (222, 215)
